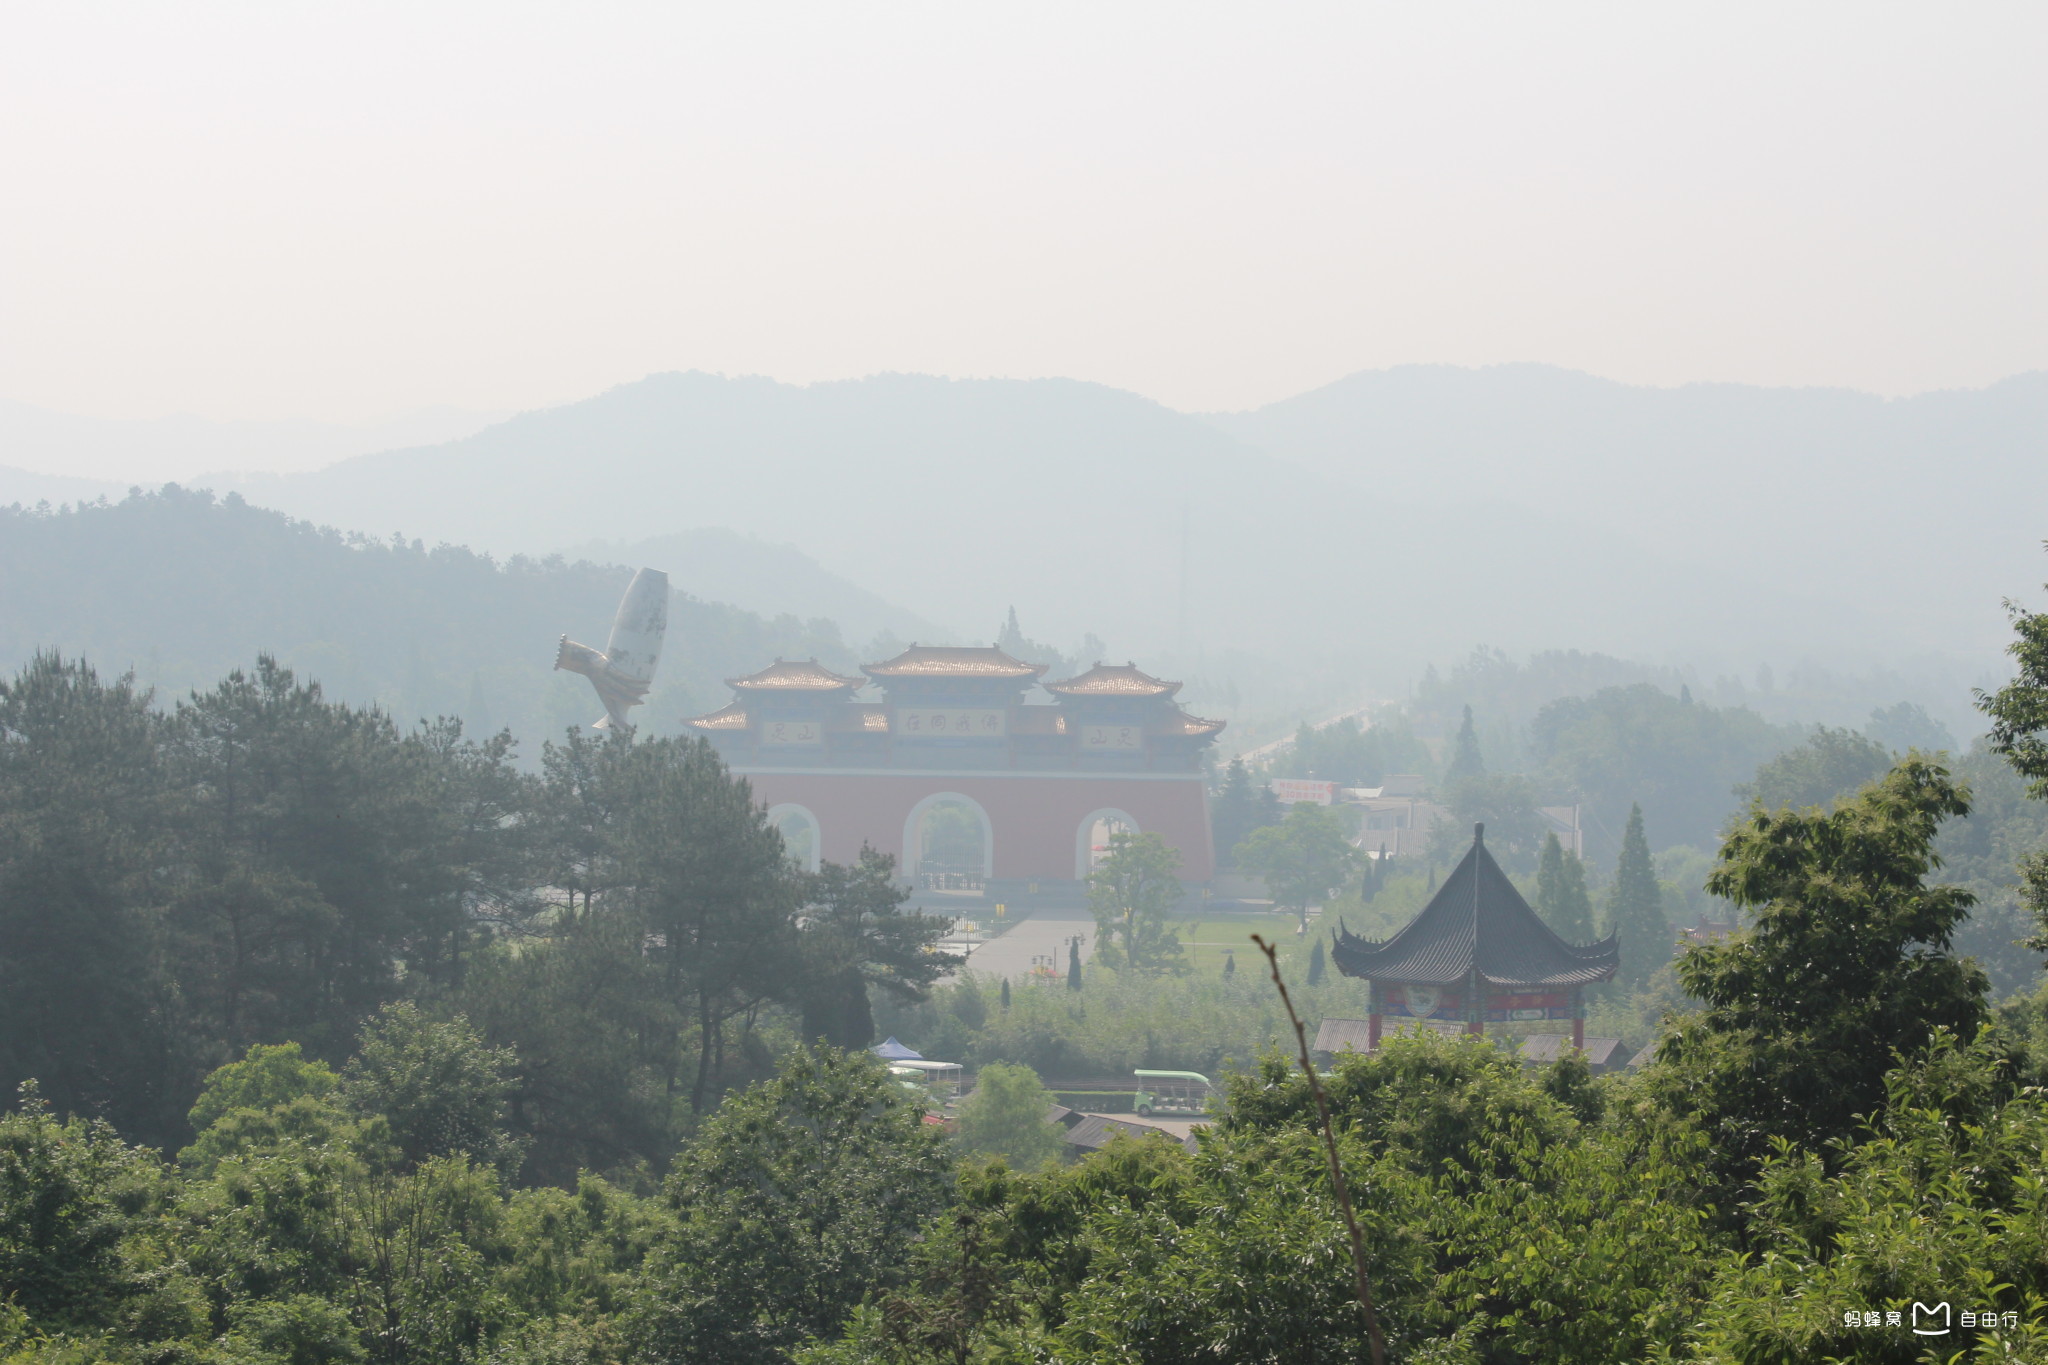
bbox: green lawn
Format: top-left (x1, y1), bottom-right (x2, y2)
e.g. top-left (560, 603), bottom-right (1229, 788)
top-left (1177, 911), bottom-right (1317, 976)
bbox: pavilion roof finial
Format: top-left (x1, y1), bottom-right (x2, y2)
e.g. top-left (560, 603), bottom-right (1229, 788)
top-left (1474, 822), bottom-right (1485, 844)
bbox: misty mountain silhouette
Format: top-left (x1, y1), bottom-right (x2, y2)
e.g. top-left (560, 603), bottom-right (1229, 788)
top-left (555, 527), bottom-right (945, 649)
top-left (0, 488), bottom-right (870, 745)
top-left (1209, 364), bottom-right (2048, 648)
top-left (180, 368), bottom-right (2041, 701)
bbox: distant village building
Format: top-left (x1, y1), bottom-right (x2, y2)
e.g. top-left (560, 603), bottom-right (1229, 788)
top-left (1332, 823), bottom-right (1619, 1053)
top-left (1310, 774), bottom-right (1582, 860)
top-left (683, 647), bottom-right (1223, 897)
top-left (1346, 776), bottom-right (1441, 857)
top-left (1678, 915), bottom-right (1739, 947)
top-left (1517, 1033), bottom-right (1635, 1073)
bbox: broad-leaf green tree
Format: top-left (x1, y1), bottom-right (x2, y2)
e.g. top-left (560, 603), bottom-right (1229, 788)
top-left (1653, 757), bottom-right (1988, 1174)
top-left (1236, 802), bottom-right (1362, 934)
top-left (1736, 724), bottom-right (1892, 813)
top-left (341, 1002), bottom-right (523, 1176)
top-left (630, 1046), bottom-right (953, 1365)
top-left (953, 1062), bottom-right (1063, 1170)
top-left (1978, 583), bottom-right (2048, 958)
top-left (1087, 830), bottom-right (1186, 974)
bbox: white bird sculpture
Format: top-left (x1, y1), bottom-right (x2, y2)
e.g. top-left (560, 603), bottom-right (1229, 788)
top-left (555, 567), bottom-right (670, 734)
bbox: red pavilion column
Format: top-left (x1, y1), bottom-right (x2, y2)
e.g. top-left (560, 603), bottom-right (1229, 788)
top-left (1572, 988), bottom-right (1585, 1053)
top-left (1367, 980), bottom-right (1381, 1051)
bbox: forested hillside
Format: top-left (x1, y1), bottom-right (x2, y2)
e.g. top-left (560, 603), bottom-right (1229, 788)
top-left (0, 489), bottom-right (867, 744)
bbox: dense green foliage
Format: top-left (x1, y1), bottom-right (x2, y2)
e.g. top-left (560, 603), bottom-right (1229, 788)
top-left (0, 653), bottom-right (952, 1172)
top-left (951, 1063), bottom-right (1062, 1170)
top-left (12, 571), bottom-right (2048, 1362)
top-left (1737, 724), bottom-right (1895, 812)
top-left (1657, 759), bottom-right (1989, 1181)
top-left (632, 1047), bottom-right (953, 1365)
top-left (1529, 683), bottom-right (1796, 853)
top-left (1979, 588), bottom-right (2048, 968)
top-left (1265, 711), bottom-right (1431, 788)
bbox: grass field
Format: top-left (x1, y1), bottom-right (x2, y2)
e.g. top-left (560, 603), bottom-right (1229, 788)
top-left (1176, 909), bottom-right (1322, 977)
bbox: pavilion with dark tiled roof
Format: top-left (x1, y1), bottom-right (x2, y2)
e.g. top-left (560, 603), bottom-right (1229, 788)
top-left (1333, 823), bottom-right (1619, 1053)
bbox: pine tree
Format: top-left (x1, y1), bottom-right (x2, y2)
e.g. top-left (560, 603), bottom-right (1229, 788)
top-left (999, 977), bottom-right (1011, 1012)
top-left (1212, 757), bottom-right (1258, 868)
top-left (1607, 804), bottom-right (1670, 990)
top-left (1067, 941), bottom-right (1084, 991)
top-left (1222, 951), bottom-right (1236, 978)
top-left (1255, 783), bottom-right (1283, 831)
top-left (1306, 937), bottom-right (1327, 986)
top-left (1535, 832), bottom-right (1597, 942)
top-left (1444, 704), bottom-right (1485, 783)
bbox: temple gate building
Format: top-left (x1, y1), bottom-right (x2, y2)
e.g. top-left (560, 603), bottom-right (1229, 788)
top-left (682, 645), bottom-right (1224, 898)
top-left (1332, 823), bottom-right (1619, 1052)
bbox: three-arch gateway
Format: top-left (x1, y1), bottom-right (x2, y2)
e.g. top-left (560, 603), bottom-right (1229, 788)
top-left (682, 647), bottom-right (1223, 899)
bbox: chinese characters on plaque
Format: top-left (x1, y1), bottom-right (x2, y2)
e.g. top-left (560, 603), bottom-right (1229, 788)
top-left (893, 708), bottom-right (1007, 739)
top-left (1080, 724), bottom-right (1143, 751)
top-left (760, 719), bottom-right (823, 747)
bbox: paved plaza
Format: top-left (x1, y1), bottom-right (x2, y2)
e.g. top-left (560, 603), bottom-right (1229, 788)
top-left (929, 901), bottom-right (1095, 983)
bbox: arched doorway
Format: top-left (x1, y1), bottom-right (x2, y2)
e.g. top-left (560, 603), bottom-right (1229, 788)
top-left (1076, 808), bottom-right (1138, 880)
top-left (902, 792), bottom-right (993, 892)
top-left (766, 803), bottom-right (822, 873)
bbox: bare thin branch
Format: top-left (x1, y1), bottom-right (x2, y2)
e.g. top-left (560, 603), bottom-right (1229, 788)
top-left (1250, 932), bottom-right (1386, 1365)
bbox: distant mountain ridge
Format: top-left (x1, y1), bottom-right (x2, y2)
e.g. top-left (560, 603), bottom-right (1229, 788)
top-left (0, 488), bottom-right (872, 748)
top-left (1205, 363), bottom-right (2048, 650)
top-left (17, 366), bottom-right (2037, 726)
top-left (176, 368), bottom-right (2035, 707)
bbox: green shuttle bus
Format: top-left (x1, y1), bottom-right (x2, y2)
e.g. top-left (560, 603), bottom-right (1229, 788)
top-left (1133, 1069), bottom-right (1212, 1118)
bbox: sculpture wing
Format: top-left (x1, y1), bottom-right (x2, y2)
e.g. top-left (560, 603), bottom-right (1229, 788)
top-left (604, 568), bottom-right (670, 688)
top-left (555, 568), bottom-right (670, 733)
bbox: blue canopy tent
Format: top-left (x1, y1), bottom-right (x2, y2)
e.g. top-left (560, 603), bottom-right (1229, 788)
top-left (871, 1036), bottom-right (924, 1062)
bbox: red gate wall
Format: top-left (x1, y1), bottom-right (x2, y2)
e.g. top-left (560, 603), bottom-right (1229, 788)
top-left (735, 770), bottom-right (1215, 883)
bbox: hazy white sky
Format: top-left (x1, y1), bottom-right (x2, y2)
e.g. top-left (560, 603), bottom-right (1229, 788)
top-left (2, 2), bottom-right (2042, 423)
